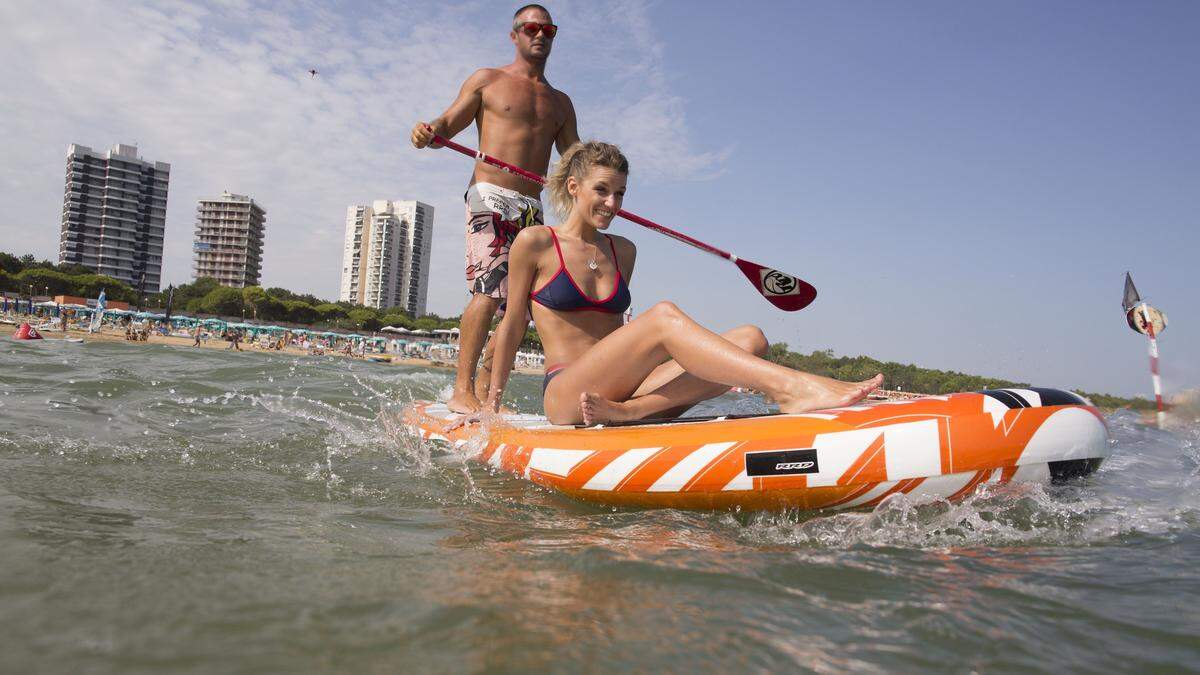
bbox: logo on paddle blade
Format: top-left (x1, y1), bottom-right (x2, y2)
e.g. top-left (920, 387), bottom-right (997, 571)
top-left (760, 269), bottom-right (799, 296)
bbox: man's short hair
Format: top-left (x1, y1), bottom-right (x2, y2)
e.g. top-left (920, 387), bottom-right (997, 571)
top-left (513, 4), bottom-right (551, 22)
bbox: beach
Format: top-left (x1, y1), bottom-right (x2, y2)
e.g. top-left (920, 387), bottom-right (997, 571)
top-left (0, 321), bottom-right (544, 376)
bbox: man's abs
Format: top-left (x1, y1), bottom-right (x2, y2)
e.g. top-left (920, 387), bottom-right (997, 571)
top-left (474, 74), bottom-right (568, 195)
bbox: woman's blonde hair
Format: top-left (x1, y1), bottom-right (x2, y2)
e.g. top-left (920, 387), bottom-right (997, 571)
top-left (546, 141), bottom-right (629, 219)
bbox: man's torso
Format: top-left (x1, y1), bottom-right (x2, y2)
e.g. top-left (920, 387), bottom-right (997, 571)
top-left (474, 69), bottom-right (569, 195)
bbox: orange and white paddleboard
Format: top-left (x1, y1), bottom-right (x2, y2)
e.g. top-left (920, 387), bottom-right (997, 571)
top-left (403, 389), bottom-right (1109, 512)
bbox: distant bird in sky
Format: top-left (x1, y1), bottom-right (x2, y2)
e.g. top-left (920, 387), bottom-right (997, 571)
top-left (308, 69), bottom-right (319, 78)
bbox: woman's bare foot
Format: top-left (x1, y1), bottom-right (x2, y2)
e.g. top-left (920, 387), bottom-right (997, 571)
top-left (446, 389), bottom-right (483, 414)
top-left (580, 392), bottom-right (639, 426)
top-left (774, 373), bottom-right (883, 414)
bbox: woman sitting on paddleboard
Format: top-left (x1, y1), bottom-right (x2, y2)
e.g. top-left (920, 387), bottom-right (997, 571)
top-left (487, 141), bottom-right (882, 425)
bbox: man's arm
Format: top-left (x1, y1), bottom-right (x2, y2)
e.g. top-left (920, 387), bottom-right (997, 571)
top-left (554, 92), bottom-right (580, 154)
top-left (411, 69), bottom-right (496, 148)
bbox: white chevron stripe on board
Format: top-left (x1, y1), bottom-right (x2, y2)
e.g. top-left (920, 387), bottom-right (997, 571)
top-left (647, 442), bottom-right (738, 492)
top-left (805, 419), bottom-right (941, 487)
top-left (1004, 389), bottom-right (1042, 407)
top-left (882, 421), bottom-right (941, 480)
top-left (581, 447), bottom-right (662, 491)
top-left (835, 481), bottom-right (896, 509)
top-left (906, 471), bottom-right (977, 500)
top-left (722, 470), bottom-right (753, 491)
top-left (488, 444), bottom-right (507, 468)
top-left (983, 394), bottom-right (1010, 429)
top-left (527, 448), bottom-right (594, 478)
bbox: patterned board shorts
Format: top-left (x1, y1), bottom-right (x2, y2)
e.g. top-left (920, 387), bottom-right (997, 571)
top-left (464, 182), bottom-right (544, 299)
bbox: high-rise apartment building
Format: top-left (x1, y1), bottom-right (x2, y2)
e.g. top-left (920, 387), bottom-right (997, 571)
top-left (59, 143), bottom-right (169, 293)
top-left (339, 200), bottom-right (434, 316)
top-left (193, 191), bottom-right (267, 288)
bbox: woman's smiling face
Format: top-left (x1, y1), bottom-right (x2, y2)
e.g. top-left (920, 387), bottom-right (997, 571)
top-left (567, 165), bottom-right (626, 230)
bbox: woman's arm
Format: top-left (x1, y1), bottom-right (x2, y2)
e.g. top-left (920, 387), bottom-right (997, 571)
top-left (486, 228), bottom-right (548, 410)
top-left (614, 235), bottom-right (637, 284)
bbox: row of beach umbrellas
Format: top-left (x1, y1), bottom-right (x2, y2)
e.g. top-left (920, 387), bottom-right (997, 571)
top-left (380, 326), bottom-right (458, 337)
top-left (5, 298), bottom-right (450, 345)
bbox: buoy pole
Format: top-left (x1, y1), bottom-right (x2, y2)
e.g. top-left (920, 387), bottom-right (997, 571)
top-left (1141, 303), bottom-right (1165, 427)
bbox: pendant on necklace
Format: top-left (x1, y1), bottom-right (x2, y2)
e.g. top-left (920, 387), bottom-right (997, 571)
top-left (587, 258), bottom-right (599, 271)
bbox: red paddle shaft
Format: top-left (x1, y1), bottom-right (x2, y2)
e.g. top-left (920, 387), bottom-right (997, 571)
top-left (425, 130), bottom-right (816, 311)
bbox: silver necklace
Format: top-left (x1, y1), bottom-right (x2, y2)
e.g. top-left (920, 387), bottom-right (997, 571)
top-left (585, 241), bottom-right (599, 271)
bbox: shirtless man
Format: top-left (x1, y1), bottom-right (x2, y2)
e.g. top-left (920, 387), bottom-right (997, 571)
top-left (411, 3), bottom-right (579, 413)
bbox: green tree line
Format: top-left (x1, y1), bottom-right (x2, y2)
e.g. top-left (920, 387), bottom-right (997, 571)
top-left (147, 278), bottom-right (463, 332)
top-left (0, 252), bottom-right (138, 302)
top-left (154, 278), bottom-right (544, 346)
top-left (765, 344), bottom-right (1156, 410)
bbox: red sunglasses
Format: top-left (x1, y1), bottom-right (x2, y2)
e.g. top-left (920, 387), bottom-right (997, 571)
top-left (514, 21), bottom-right (557, 38)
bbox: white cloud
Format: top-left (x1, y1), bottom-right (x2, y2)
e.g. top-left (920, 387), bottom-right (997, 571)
top-left (0, 0), bottom-right (723, 314)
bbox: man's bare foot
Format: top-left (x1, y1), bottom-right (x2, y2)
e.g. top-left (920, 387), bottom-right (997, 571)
top-left (775, 373), bottom-right (884, 414)
top-left (580, 392), bottom-right (638, 427)
top-left (446, 389), bottom-right (483, 414)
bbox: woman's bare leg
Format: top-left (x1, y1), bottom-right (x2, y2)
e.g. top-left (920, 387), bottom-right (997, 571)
top-left (579, 324), bottom-right (769, 424)
top-left (544, 302), bottom-right (881, 425)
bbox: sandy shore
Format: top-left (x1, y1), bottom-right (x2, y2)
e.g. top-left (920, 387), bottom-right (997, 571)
top-left (0, 322), bottom-right (544, 376)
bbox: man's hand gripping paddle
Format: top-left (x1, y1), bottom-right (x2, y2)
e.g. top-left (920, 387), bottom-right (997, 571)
top-left (424, 128), bottom-right (817, 311)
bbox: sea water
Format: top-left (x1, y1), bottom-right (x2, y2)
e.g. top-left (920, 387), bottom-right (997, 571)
top-left (1, 340), bottom-right (1197, 672)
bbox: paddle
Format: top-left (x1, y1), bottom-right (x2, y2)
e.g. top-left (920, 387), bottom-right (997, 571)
top-left (424, 129), bottom-right (818, 311)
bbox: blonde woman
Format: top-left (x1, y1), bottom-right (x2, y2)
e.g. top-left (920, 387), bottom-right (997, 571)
top-left (486, 141), bottom-right (882, 425)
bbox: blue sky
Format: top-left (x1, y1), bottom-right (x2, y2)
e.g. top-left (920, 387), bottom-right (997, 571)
top-left (1, 0), bottom-right (1195, 397)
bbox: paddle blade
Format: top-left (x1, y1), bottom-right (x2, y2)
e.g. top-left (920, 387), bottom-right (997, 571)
top-left (734, 258), bottom-right (817, 311)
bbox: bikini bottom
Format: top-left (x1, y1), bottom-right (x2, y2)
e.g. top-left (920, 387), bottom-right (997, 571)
top-left (542, 363), bottom-right (567, 394)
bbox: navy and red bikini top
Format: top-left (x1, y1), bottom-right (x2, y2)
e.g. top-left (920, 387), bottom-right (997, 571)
top-left (530, 228), bottom-right (631, 314)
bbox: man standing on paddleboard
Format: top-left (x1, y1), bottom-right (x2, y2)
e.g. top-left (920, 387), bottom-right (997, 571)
top-left (411, 4), bottom-right (579, 414)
